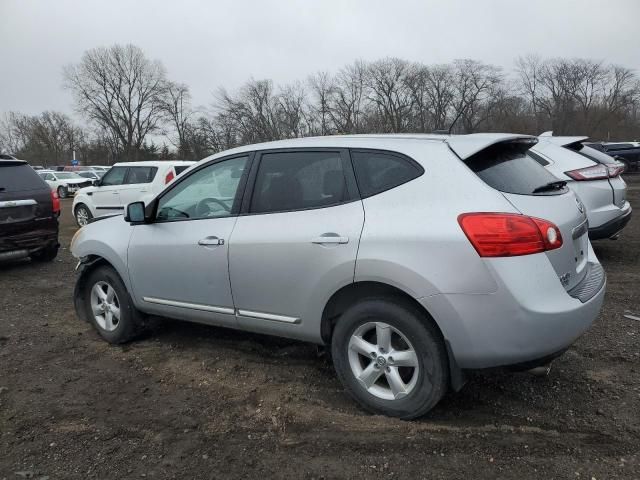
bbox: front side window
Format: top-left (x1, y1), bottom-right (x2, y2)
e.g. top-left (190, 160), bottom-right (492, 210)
top-left (100, 167), bottom-right (128, 186)
top-left (156, 156), bottom-right (248, 221)
top-left (250, 151), bottom-right (347, 214)
top-left (351, 150), bottom-right (422, 198)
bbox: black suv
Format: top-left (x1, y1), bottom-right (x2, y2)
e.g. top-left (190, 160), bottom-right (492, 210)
top-left (586, 142), bottom-right (640, 172)
top-left (0, 159), bottom-right (60, 262)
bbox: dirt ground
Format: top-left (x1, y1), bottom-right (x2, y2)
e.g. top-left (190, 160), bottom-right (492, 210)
top-left (1, 177), bottom-right (639, 480)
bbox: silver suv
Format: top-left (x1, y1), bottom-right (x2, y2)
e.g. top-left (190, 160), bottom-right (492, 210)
top-left (71, 134), bottom-right (606, 419)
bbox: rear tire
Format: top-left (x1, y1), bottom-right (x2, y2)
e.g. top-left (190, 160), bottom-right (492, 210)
top-left (75, 204), bottom-right (93, 227)
top-left (57, 186), bottom-right (68, 199)
top-left (30, 244), bottom-right (59, 262)
top-left (331, 299), bottom-right (448, 419)
top-left (83, 265), bottom-right (145, 344)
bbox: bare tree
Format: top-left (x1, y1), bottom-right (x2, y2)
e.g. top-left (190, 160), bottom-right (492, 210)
top-left (308, 71), bottom-right (335, 135)
top-left (160, 81), bottom-right (194, 157)
top-left (366, 58), bottom-right (413, 132)
top-left (63, 44), bottom-right (168, 160)
top-left (328, 61), bottom-right (368, 133)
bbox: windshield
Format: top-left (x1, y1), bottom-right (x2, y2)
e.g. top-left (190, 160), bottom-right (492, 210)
top-left (56, 172), bottom-right (83, 179)
top-left (77, 171), bottom-right (97, 178)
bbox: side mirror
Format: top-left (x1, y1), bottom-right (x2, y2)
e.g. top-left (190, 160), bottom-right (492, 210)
top-left (125, 201), bottom-right (146, 224)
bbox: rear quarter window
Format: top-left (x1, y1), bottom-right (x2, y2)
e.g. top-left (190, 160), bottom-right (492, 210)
top-left (466, 144), bottom-right (562, 196)
top-left (351, 150), bottom-right (423, 198)
top-left (0, 164), bottom-right (47, 192)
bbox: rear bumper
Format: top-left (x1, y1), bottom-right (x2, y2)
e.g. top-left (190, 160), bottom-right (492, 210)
top-left (589, 205), bottom-right (632, 240)
top-left (0, 219), bottom-right (59, 259)
top-left (421, 254), bottom-right (605, 369)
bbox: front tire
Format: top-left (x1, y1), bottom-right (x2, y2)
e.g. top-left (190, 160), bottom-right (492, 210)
top-left (75, 204), bottom-right (93, 227)
top-left (83, 265), bottom-right (144, 344)
top-left (331, 299), bottom-right (448, 419)
top-left (57, 185), bottom-right (68, 199)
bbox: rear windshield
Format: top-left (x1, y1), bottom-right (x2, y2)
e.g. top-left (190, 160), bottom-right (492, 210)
top-left (0, 164), bottom-right (47, 192)
top-left (174, 165), bottom-right (191, 175)
top-left (466, 144), bottom-right (563, 196)
top-left (566, 143), bottom-right (617, 165)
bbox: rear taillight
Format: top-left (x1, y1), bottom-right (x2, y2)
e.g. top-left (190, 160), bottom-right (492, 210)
top-left (458, 213), bottom-right (563, 257)
top-left (565, 165), bottom-right (609, 180)
top-left (51, 190), bottom-right (60, 215)
top-left (165, 170), bottom-right (175, 184)
top-left (606, 163), bottom-right (625, 177)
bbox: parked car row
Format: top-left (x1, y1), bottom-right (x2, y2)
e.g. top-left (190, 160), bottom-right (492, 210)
top-left (70, 133), bottom-right (614, 419)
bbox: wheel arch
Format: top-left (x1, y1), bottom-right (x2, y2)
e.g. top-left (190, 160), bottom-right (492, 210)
top-left (73, 255), bottom-right (132, 322)
top-left (320, 281), bottom-right (466, 391)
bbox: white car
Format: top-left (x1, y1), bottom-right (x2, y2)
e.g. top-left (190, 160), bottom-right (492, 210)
top-left (531, 133), bottom-right (631, 239)
top-left (38, 170), bottom-right (94, 199)
top-left (72, 161), bottom-right (195, 226)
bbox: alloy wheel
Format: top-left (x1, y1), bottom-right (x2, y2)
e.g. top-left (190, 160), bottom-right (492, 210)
top-left (90, 281), bottom-right (121, 332)
top-left (347, 321), bottom-right (420, 400)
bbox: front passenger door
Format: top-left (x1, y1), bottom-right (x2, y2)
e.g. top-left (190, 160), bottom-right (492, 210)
top-left (127, 155), bottom-right (250, 328)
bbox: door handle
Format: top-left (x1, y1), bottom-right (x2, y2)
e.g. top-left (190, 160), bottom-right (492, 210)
top-left (198, 236), bottom-right (225, 246)
top-left (311, 234), bottom-right (349, 244)
top-left (112, 192), bottom-right (119, 195)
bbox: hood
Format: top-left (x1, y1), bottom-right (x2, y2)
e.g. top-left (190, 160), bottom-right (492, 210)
top-left (65, 178), bottom-right (93, 185)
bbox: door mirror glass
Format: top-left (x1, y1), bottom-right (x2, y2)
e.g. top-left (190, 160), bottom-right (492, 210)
top-left (125, 201), bottom-right (146, 223)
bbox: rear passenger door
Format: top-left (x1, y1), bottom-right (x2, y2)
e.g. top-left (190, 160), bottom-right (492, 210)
top-left (228, 149), bottom-right (363, 339)
top-left (119, 166), bottom-right (158, 207)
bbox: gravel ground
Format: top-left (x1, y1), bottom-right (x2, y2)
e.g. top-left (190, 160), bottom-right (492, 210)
top-left (1, 176), bottom-right (639, 479)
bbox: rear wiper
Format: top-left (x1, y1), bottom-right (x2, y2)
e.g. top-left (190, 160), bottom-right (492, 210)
top-left (532, 180), bottom-right (567, 194)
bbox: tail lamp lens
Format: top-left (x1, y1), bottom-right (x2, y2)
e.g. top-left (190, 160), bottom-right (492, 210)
top-left (51, 190), bottom-right (60, 214)
top-left (458, 213), bottom-right (563, 257)
top-left (606, 163), bottom-right (625, 177)
top-left (565, 165), bottom-right (609, 180)
top-left (165, 170), bottom-right (175, 184)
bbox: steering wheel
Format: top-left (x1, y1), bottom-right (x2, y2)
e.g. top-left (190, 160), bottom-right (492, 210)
top-left (195, 197), bottom-right (231, 217)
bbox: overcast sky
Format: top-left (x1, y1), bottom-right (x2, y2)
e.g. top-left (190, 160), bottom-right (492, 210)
top-left (1, 0), bottom-right (639, 119)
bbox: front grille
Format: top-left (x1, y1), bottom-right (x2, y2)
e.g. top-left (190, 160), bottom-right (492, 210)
top-left (568, 262), bottom-right (605, 303)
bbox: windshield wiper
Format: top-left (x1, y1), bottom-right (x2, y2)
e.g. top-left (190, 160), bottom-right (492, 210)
top-left (532, 180), bottom-right (567, 194)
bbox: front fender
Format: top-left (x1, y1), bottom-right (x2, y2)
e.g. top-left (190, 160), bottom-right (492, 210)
top-left (71, 216), bottom-right (133, 293)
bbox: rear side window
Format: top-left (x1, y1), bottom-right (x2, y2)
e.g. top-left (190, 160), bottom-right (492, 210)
top-left (466, 144), bottom-right (561, 196)
top-left (100, 167), bottom-right (128, 186)
top-left (351, 150), bottom-right (422, 198)
top-left (124, 166), bottom-right (157, 184)
top-left (0, 164), bottom-right (47, 192)
top-left (250, 151), bottom-right (348, 214)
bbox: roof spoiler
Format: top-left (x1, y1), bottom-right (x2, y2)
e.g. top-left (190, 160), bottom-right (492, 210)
top-left (445, 133), bottom-right (538, 160)
top-left (537, 132), bottom-right (590, 147)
